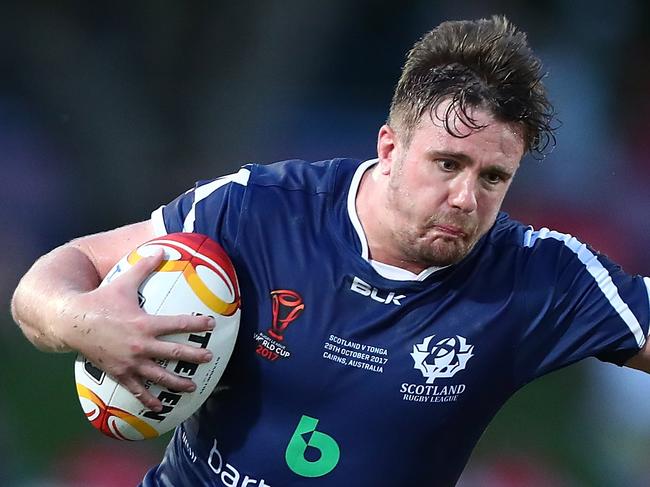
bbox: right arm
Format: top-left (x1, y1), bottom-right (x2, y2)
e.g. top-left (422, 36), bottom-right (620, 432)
top-left (11, 221), bottom-right (215, 411)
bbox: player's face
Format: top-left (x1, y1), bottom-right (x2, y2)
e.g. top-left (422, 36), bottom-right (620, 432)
top-left (378, 102), bottom-right (525, 269)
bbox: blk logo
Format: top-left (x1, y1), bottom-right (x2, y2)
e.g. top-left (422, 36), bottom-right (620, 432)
top-left (285, 415), bottom-right (340, 478)
top-left (350, 276), bottom-right (405, 306)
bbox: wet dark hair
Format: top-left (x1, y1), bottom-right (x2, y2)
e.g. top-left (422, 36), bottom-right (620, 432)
top-left (388, 15), bottom-right (556, 156)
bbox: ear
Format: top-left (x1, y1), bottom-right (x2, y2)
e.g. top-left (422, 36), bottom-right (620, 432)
top-left (377, 124), bottom-right (398, 175)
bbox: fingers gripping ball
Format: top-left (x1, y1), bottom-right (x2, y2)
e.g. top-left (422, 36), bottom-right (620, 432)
top-left (74, 233), bottom-right (241, 440)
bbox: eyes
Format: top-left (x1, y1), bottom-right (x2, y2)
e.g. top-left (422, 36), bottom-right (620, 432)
top-left (436, 159), bottom-right (509, 187)
top-left (437, 159), bottom-right (458, 172)
top-left (483, 172), bottom-right (505, 185)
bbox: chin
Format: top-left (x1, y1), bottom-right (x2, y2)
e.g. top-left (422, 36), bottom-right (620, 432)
top-left (420, 240), bottom-right (475, 267)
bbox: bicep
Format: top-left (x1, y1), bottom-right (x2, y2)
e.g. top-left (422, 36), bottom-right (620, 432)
top-left (67, 220), bottom-right (157, 279)
top-left (626, 341), bottom-right (650, 373)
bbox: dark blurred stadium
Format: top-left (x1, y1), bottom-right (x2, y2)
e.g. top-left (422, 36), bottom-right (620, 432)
top-left (3, 1), bottom-right (650, 486)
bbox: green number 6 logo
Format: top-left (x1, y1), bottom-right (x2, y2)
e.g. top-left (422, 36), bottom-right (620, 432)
top-left (285, 415), bottom-right (340, 478)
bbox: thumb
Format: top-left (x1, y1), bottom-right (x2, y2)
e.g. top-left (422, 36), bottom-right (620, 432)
top-left (123, 248), bottom-right (166, 287)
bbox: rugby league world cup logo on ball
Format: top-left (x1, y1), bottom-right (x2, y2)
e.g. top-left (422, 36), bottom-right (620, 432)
top-left (254, 289), bottom-right (305, 362)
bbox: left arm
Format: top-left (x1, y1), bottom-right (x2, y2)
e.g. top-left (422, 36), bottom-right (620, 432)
top-left (626, 343), bottom-right (650, 373)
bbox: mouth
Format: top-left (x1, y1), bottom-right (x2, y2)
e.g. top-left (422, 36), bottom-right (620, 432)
top-left (431, 224), bottom-right (467, 238)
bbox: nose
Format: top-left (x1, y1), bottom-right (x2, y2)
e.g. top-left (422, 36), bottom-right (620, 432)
top-left (448, 174), bottom-right (478, 213)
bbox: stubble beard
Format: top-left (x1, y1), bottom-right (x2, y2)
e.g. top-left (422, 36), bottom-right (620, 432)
top-left (393, 219), bottom-right (480, 268)
top-left (384, 153), bottom-right (484, 269)
top-left (386, 181), bottom-right (482, 267)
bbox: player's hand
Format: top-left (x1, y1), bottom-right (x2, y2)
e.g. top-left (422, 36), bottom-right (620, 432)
top-left (59, 250), bottom-right (215, 411)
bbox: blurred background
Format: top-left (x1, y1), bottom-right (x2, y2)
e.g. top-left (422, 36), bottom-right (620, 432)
top-left (2, 1), bottom-right (650, 485)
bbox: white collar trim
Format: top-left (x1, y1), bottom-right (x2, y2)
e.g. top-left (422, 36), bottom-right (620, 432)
top-left (346, 159), bottom-right (445, 282)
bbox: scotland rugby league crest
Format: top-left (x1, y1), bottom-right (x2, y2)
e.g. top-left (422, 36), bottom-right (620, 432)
top-left (411, 335), bottom-right (474, 384)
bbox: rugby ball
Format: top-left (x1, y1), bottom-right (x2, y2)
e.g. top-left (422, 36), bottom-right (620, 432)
top-left (74, 232), bottom-right (241, 440)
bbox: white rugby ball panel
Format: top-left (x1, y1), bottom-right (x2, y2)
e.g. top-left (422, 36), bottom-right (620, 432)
top-left (74, 232), bottom-right (240, 440)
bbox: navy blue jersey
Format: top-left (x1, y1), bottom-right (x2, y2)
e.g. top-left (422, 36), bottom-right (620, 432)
top-left (142, 158), bottom-right (650, 486)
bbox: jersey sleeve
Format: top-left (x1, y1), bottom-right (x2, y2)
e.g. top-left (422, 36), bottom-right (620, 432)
top-left (150, 166), bottom-right (251, 257)
top-left (514, 228), bottom-right (650, 386)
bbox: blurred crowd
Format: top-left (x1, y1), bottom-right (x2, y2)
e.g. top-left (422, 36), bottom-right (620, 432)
top-left (2, 1), bottom-right (650, 486)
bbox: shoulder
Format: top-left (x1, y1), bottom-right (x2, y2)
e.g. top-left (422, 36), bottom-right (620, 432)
top-left (178, 157), bottom-right (360, 212)
top-left (486, 212), bottom-right (530, 246)
top-left (481, 212), bottom-right (600, 278)
top-left (487, 212), bottom-right (581, 256)
top-left (483, 212), bottom-right (618, 285)
top-left (247, 158), bottom-right (362, 194)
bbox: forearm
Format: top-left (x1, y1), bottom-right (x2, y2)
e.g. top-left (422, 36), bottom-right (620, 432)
top-left (10, 221), bottom-right (217, 410)
top-left (11, 244), bottom-right (101, 353)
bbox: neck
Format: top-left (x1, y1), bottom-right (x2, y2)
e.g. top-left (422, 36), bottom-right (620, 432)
top-left (356, 165), bottom-right (428, 275)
